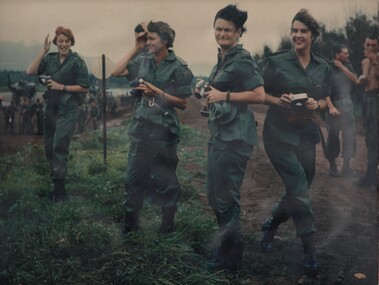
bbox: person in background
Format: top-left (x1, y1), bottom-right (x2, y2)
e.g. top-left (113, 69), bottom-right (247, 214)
top-left (35, 98), bottom-right (44, 135)
top-left (4, 100), bottom-right (17, 135)
top-left (26, 26), bottom-right (89, 201)
top-left (325, 44), bottom-right (359, 177)
top-left (203, 4), bottom-right (265, 271)
top-left (111, 21), bottom-right (193, 235)
top-left (356, 34), bottom-right (379, 187)
top-left (89, 99), bottom-right (100, 130)
top-left (261, 9), bottom-right (331, 278)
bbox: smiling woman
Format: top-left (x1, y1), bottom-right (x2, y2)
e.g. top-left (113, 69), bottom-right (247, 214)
top-left (25, 26), bottom-right (90, 202)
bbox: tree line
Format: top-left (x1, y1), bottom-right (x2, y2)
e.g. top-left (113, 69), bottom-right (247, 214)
top-left (0, 12), bottom-right (377, 93)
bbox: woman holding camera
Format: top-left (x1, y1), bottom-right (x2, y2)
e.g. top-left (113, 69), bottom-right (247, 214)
top-left (261, 9), bottom-right (331, 277)
top-left (26, 26), bottom-right (89, 202)
top-left (111, 21), bottom-right (193, 235)
top-left (203, 5), bottom-right (265, 270)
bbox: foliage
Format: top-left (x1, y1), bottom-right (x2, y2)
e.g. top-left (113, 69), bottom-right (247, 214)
top-left (0, 123), bottom-right (249, 285)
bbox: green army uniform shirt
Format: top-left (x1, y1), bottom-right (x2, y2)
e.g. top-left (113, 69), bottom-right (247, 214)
top-left (126, 50), bottom-right (193, 143)
top-left (38, 50), bottom-right (90, 104)
top-left (263, 49), bottom-right (331, 146)
top-left (208, 44), bottom-right (264, 146)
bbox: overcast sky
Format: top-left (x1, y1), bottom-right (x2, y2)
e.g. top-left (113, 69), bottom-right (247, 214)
top-left (0, 0), bottom-right (377, 75)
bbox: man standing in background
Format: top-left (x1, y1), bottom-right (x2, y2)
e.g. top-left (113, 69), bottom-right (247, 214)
top-left (356, 34), bottom-right (379, 187)
top-left (325, 44), bottom-right (359, 177)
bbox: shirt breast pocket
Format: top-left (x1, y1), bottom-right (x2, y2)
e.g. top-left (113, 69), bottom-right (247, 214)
top-left (213, 68), bottom-right (234, 91)
top-left (309, 76), bottom-right (323, 99)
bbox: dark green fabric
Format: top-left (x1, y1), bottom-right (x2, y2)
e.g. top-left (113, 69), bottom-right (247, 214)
top-left (208, 44), bottom-right (263, 145)
top-left (362, 90), bottom-right (378, 178)
top-left (123, 50), bottom-right (193, 212)
top-left (264, 139), bottom-right (316, 237)
top-left (127, 50), bottom-right (193, 143)
top-left (38, 51), bottom-right (90, 104)
top-left (206, 44), bottom-right (261, 249)
top-left (207, 138), bottom-right (253, 240)
top-left (44, 96), bottom-right (79, 180)
top-left (39, 50), bottom-right (89, 181)
top-left (262, 48), bottom-right (331, 238)
top-left (123, 134), bottom-right (181, 212)
top-left (263, 49), bottom-right (331, 146)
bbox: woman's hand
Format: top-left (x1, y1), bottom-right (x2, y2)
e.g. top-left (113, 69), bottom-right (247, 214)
top-left (328, 106), bottom-right (341, 116)
top-left (304, 97), bottom-right (320, 111)
top-left (46, 79), bottom-right (62, 91)
top-left (43, 34), bottom-right (51, 54)
top-left (204, 86), bottom-right (226, 104)
top-left (135, 31), bottom-right (147, 50)
top-left (277, 93), bottom-right (292, 108)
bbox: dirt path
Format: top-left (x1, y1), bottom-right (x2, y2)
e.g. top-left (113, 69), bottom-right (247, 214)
top-left (179, 97), bottom-right (378, 284)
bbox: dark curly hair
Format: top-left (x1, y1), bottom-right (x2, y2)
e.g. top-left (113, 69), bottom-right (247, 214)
top-left (53, 26), bottom-right (75, 46)
top-left (214, 4), bottom-right (248, 37)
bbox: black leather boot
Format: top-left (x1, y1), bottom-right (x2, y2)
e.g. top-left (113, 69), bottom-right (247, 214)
top-left (123, 211), bottom-right (140, 235)
top-left (212, 236), bottom-right (243, 272)
top-left (260, 217), bottom-right (280, 251)
top-left (52, 179), bottom-right (66, 202)
top-left (159, 206), bottom-right (176, 234)
top-left (329, 159), bottom-right (339, 177)
top-left (301, 234), bottom-right (319, 277)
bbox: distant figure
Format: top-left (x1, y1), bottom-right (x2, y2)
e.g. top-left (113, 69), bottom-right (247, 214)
top-left (21, 97), bottom-right (33, 135)
top-left (77, 104), bottom-right (87, 133)
top-left (325, 44), bottom-right (359, 177)
top-left (356, 34), bottom-right (379, 187)
top-left (89, 100), bottom-right (100, 130)
top-left (26, 26), bottom-right (89, 201)
top-left (35, 98), bottom-right (44, 135)
top-left (4, 100), bottom-right (17, 134)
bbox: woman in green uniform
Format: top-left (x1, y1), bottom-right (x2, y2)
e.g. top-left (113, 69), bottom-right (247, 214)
top-left (26, 26), bottom-right (89, 201)
top-left (261, 9), bottom-right (330, 277)
top-left (203, 4), bottom-right (265, 270)
top-left (111, 21), bottom-right (193, 235)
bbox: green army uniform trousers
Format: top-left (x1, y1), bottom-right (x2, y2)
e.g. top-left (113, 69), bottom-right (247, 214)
top-left (43, 97), bottom-right (78, 181)
top-left (362, 91), bottom-right (378, 180)
top-left (207, 139), bottom-right (253, 243)
top-left (264, 139), bottom-right (316, 238)
top-left (123, 135), bottom-right (181, 213)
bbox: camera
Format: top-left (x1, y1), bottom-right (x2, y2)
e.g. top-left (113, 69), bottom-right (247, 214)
top-left (194, 78), bottom-right (210, 99)
top-left (39, 75), bottom-right (52, 86)
top-left (290, 93), bottom-right (308, 106)
top-left (129, 78), bottom-right (145, 97)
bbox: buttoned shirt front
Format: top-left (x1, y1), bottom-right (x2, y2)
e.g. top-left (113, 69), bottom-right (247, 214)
top-left (263, 49), bottom-right (331, 146)
top-left (38, 50), bottom-right (90, 103)
top-left (208, 44), bottom-right (264, 145)
top-left (127, 50), bottom-right (193, 142)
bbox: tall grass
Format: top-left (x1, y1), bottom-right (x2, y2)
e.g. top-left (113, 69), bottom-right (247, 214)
top-left (0, 122), bottom-right (248, 285)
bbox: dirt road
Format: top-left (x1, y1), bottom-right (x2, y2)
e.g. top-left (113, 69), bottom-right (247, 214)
top-left (179, 97), bottom-right (378, 284)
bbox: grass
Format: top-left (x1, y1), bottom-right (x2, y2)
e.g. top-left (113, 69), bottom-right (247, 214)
top-left (0, 122), bottom-right (257, 285)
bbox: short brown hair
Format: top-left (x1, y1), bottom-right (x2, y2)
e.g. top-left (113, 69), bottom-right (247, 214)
top-left (53, 26), bottom-right (75, 46)
top-left (147, 21), bottom-right (175, 48)
top-left (292, 9), bottom-right (320, 43)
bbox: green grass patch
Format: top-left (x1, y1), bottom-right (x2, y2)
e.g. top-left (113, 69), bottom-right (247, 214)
top-left (0, 123), bottom-right (254, 285)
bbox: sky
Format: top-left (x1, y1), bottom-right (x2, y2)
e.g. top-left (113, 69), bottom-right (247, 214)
top-left (0, 0), bottom-right (378, 75)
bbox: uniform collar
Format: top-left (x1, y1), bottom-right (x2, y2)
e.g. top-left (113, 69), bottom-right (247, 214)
top-left (218, 44), bottom-right (243, 59)
top-left (146, 49), bottom-right (176, 62)
top-left (286, 48), bottom-right (327, 68)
